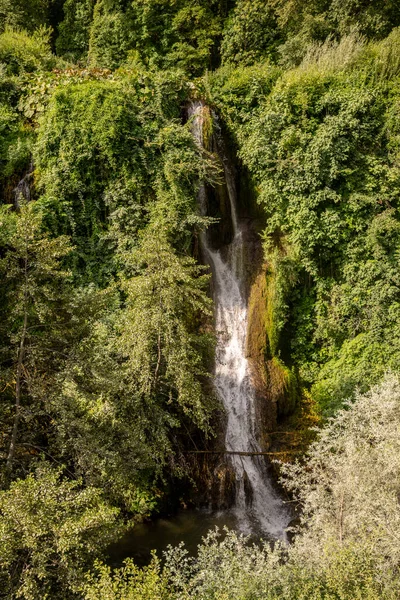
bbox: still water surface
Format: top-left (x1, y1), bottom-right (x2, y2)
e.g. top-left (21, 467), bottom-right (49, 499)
top-left (108, 509), bottom-right (262, 567)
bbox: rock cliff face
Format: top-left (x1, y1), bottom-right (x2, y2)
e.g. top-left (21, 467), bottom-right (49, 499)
top-left (247, 257), bottom-right (299, 444)
top-left (246, 261), bottom-right (278, 442)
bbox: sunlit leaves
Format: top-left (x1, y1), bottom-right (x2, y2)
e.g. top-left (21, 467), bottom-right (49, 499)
top-left (0, 465), bottom-right (121, 599)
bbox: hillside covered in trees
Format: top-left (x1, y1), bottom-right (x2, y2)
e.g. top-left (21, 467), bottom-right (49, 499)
top-left (1, 1), bottom-right (400, 598)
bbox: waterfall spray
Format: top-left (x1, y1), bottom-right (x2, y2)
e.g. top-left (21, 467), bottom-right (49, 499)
top-left (189, 101), bottom-right (290, 539)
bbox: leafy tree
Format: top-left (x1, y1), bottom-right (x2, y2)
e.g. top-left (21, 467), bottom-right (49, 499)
top-left (88, 0), bottom-right (131, 69)
top-left (221, 0), bottom-right (280, 66)
top-left (0, 0), bottom-right (50, 33)
top-left (46, 227), bottom-right (214, 512)
top-left (87, 0), bottom-right (224, 73)
top-left (0, 26), bottom-right (56, 75)
top-left (328, 0), bottom-right (400, 39)
top-left (0, 202), bottom-right (72, 475)
top-left (117, 226), bottom-right (214, 429)
top-left (0, 464), bottom-right (121, 600)
top-left (56, 0), bottom-right (95, 61)
top-left (282, 374), bottom-right (400, 564)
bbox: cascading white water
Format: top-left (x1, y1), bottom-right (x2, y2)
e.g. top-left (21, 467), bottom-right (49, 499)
top-left (189, 101), bottom-right (290, 539)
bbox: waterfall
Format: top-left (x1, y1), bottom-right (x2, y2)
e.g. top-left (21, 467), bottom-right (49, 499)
top-left (189, 101), bottom-right (290, 539)
top-left (13, 161), bottom-right (33, 208)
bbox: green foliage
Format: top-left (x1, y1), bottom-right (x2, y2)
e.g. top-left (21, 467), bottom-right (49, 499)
top-left (44, 284), bottom-right (169, 513)
top-left (33, 70), bottom-right (210, 281)
top-left (83, 534), bottom-right (400, 599)
top-left (34, 77), bottom-right (146, 279)
top-left (118, 226), bottom-right (214, 429)
top-left (56, 0), bottom-right (95, 61)
top-left (84, 557), bottom-right (171, 600)
top-left (88, 0), bottom-right (131, 69)
top-left (0, 202), bottom-right (72, 474)
top-left (87, 0), bottom-right (224, 73)
top-left (0, 101), bottom-right (32, 183)
top-left (0, 464), bottom-right (121, 600)
top-left (0, 201), bottom-right (212, 511)
top-left (0, 202), bottom-right (72, 326)
top-left (265, 244), bottom-right (300, 357)
top-left (271, 0), bottom-right (400, 69)
top-left (48, 234), bottom-right (214, 511)
top-left (0, 27), bottom-right (56, 75)
top-left (160, 2), bottom-right (222, 73)
top-left (311, 209), bottom-right (400, 412)
top-left (0, 60), bottom-right (216, 521)
top-left (0, 0), bottom-right (399, 73)
top-left (206, 61), bottom-right (282, 133)
top-left (328, 0), bottom-right (400, 39)
top-left (239, 74), bottom-right (386, 275)
top-left (0, 0), bottom-right (50, 34)
top-left (221, 0), bottom-right (280, 66)
top-left (3, 0), bottom-right (205, 71)
top-left (17, 67), bottom-right (114, 121)
top-left (1, 4), bottom-right (400, 597)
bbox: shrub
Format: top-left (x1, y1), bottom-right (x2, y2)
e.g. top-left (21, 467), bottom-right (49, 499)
top-left (0, 26), bottom-right (55, 75)
top-left (0, 465), bottom-right (121, 599)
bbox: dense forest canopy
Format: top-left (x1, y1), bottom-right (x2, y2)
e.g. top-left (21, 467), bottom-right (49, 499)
top-left (1, 0), bottom-right (400, 598)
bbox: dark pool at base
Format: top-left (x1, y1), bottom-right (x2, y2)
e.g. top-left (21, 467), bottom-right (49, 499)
top-left (107, 508), bottom-right (259, 567)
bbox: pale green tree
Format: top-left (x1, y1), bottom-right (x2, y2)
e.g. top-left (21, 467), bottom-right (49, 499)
top-left (0, 465), bottom-right (121, 599)
top-left (0, 202), bottom-right (72, 474)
